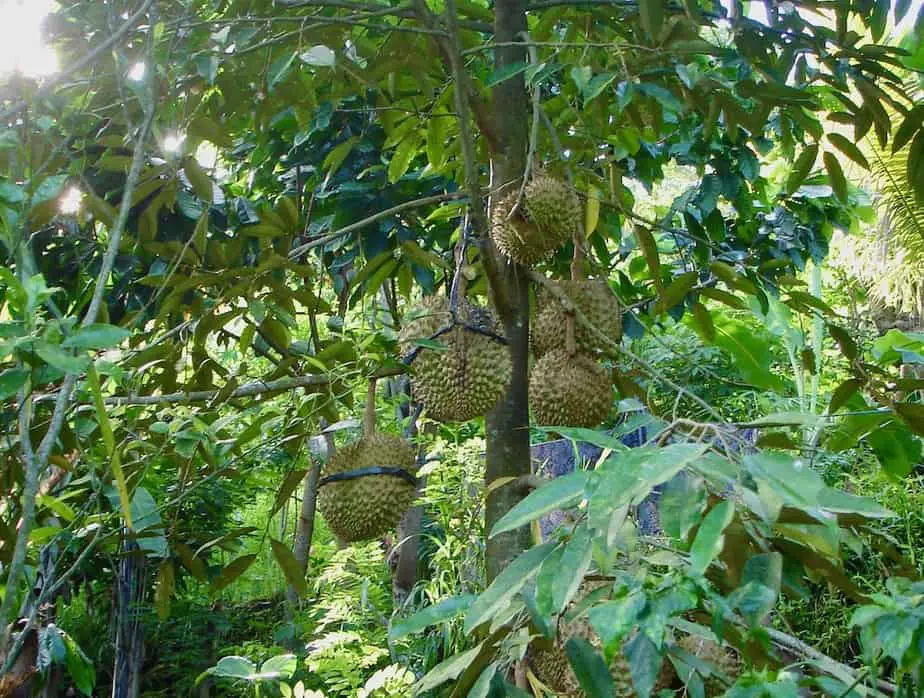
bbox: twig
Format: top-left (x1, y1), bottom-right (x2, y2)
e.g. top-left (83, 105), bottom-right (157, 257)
top-left (442, 0), bottom-right (489, 235)
top-left (100, 367), bottom-right (404, 407)
top-left (287, 191), bottom-right (465, 260)
top-left (763, 626), bottom-right (896, 697)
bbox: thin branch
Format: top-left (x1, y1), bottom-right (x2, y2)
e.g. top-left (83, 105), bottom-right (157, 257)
top-left (0, 0), bottom-right (157, 122)
top-left (175, 10), bottom-right (492, 34)
top-left (101, 366), bottom-right (405, 407)
top-left (444, 0), bottom-right (489, 234)
top-left (287, 191), bottom-right (466, 260)
top-left (763, 626), bottom-right (896, 697)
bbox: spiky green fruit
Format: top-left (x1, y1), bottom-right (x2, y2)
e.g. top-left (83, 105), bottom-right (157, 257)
top-left (316, 433), bottom-right (417, 543)
top-left (524, 174), bottom-right (581, 240)
top-left (490, 175), bottom-right (578, 266)
top-left (530, 349), bottom-right (613, 428)
top-left (399, 296), bottom-right (511, 422)
top-left (676, 634), bottom-right (741, 696)
top-left (529, 584), bottom-right (674, 697)
top-left (532, 278), bottom-right (623, 357)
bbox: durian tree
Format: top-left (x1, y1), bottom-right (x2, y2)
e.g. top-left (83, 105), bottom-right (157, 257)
top-left (2, 0), bottom-right (924, 694)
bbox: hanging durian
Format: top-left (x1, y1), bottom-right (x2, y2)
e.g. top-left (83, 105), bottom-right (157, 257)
top-left (316, 380), bottom-right (418, 543)
top-left (490, 174), bottom-right (579, 266)
top-left (676, 633), bottom-right (741, 696)
top-left (529, 582), bottom-right (675, 697)
top-left (529, 223), bottom-right (614, 427)
top-left (530, 349), bottom-right (613, 428)
top-left (399, 295), bottom-right (511, 422)
top-left (532, 278), bottom-right (623, 357)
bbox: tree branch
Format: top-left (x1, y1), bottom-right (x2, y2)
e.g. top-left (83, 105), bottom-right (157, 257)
top-left (99, 367), bottom-right (405, 407)
top-left (287, 191), bottom-right (465, 260)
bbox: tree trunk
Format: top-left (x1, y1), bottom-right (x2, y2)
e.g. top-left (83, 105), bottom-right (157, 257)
top-left (287, 456), bottom-right (321, 607)
top-left (483, 0), bottom-right (532, 583)
top-left (112, 540), bottom-right (145, 698)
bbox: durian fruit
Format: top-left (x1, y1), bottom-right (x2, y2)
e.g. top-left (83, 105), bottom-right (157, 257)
top-left (532, 278), bottom-right (623, 357)
top-left (530, 349), bottom-right (613, 428)
top-left (676, 633), bottom-right (741, 696)
top-left (399, 295), bottom-right (512, 422)
top-left (316, 432), bottom-right (417, 543)
top-left (490, 175), bottom-right (578, 266)
top-left (529, 584), bottom-right (674, 697)
top-left (523, 174), bottom-right (581, 240)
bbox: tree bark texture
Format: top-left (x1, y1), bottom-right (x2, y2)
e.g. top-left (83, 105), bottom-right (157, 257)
top-left (483, 0), bottom-right (532, 583)
top-left (287, 456), bottom-right (321, 607)
top-left (112, 541), bottom-right (145, 698)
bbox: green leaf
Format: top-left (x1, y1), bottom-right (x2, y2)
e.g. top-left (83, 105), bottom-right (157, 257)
top-left (467, 663), bottom-right (498, 698)
top-left (699, 288), bottom-right (745, 309)
top-left (155, 559), bottom-right (175, 620)
top-left (659, 474), bottom-right (707, 543)
top-left (0, 368), bottom-right (28, 399)
top-left (868, 424), bottom-right (921, 478)
top-left (87, 364), bottom-right (133, 530)
top-left (895, 0), bottom-right (913, 24)
top-left (786, 144), bottom-right (818, 195)
top-left (388, 135), bottom-right (418, 184)
top-left (415, 643), bottom-right (484, 693)
top-left (893, 401), bottom-right (924, 437)
top-left (427, 113), bottom-right (450, 172)
top-left (129, 486), bottom-right (168, 556)
top-left (689, 500), bottom-right (734, 575)
top-left (565, 637), bottom-right (615, 698)
top-left (823, 151), bottom-right (848, 203)
top-left (634, 226), bottom-right (662, 291)
top-left (827, 133), bottom-right (869, 170)
top-left (208, 656), bottom-right (257, 680)
top-left (639, 0), bottom-right (664, 40)
top-left (188, 116), bottom-right (233, 148)
top-left (464, 542), bottom-right (556, 633)
top-left (551, 525), bottom-right (594, 614)
top-left (390, 594), bottom-right (476, 639)
top-left (258, 654), bottom-right (297, 680)
top-left (690, 302), bottom-right (715, 341)
top-left (656, 271), bottom-right (697, 314)
top-left (485, 61), bottom-right (529, 87)
top-left (183, 156), bottom-right (214, 202)
top-left (874, 615), bottom-right (918, 666)
top-left (583, 72), bottom-right (619, 103)
top-left (174, 542), bottom-right (208, 582)
top-left (62, 631), bottom-right (95, 695)
top-left (272, 469), bottom-right (307, 515)
top-left (624, 632), bottom-right (661, 698)
top-left (826, 324), bottom-right (858, 360)
top-left (62, 324), bottom-right (130, 351)
top-left (211, 554), bottom-right (257, 593)
top-left (589, 592), bottom-right (646, 655)
top-left (590, 444), bottom-right (710, 529)
top-left (829, 378), bottom-right (862, 414)
top-left (0, 180), bottom-right (25, 204)
top-left (489, 471), bottom-right (588, 538)
top-left (270, 538), bottom-right (307, 597)
top-left (34, 341), bottom-right (89, 374)
top-left (323, 137), bottom-right (358, 176)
